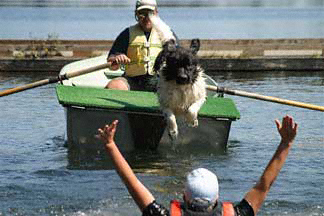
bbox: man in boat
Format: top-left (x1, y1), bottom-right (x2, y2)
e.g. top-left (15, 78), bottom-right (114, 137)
top-left (106, 0), bottom-right (178, 92)
top-left (96, 115), bottom-right (298, 216)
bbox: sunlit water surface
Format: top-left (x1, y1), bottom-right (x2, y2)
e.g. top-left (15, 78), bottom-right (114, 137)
top-left (0, 71), bottom-right (323, 215)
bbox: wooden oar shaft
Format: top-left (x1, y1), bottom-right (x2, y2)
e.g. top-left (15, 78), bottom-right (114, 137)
top-left (207, 85), bottom-right (324, 112)
top-left (64, 62), bottom-right (110, 79)
top-left (0, 78), bottom-right (51, 97)
top-left (0, 62), bottom-right (111, 97)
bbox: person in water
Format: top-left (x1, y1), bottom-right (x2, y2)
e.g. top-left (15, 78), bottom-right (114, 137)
top-left (106, 0), bottom-right (177, 92)
top-left (96, 115), bottom-right (298, 216)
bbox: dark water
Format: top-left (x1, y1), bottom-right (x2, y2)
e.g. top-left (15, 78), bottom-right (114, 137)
top-left (1, 6), bottom-right (324, 40)
top-left (0, 71), bottom-right (323, 215)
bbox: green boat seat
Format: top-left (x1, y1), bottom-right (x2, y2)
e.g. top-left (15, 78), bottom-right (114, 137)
top-left (56, 85), bottom-right (240, 120)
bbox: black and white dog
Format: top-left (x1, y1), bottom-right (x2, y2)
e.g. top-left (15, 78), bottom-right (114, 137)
top-left (150, 14), bottom-right (207, 141)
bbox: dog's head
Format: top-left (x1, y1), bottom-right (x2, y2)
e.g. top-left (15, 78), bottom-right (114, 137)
top-left (154, 40), bottom-right (200, 85)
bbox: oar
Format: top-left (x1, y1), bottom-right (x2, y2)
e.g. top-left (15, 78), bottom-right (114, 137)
top-left (0, 62), bottom-right (111, 97)
top-left (207, 85), bottom-right (324, 112)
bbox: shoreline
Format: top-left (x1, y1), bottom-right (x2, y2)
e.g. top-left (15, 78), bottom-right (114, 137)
top-left (0, 38), bottom-right (323, 73)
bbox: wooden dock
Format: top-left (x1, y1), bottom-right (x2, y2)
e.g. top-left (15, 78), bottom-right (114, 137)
top-left (0, 39), bottom-right (323, 73)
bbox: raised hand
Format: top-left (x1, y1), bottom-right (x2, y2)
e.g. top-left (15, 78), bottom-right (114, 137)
top-left (96, 120), bottom-right (119, 147)
top-left (275, 115), bottom-right (298, 145)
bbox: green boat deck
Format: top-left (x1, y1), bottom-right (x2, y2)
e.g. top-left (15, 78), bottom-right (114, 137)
top-left (56, 85), bottom-right (240, 120)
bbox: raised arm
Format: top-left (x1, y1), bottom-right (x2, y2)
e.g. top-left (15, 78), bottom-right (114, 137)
top-left (244, 115), bottom-right (298, 214)
top-left (97, 120), bottom-right (155, 211)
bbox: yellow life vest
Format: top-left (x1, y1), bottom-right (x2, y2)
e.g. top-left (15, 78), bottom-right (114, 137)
top-left (125, 24), bottom-right (163, 77)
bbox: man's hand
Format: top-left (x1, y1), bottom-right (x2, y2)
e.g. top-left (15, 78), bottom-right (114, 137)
top-left (275, 115), bottom-right (298, 145)
top-left (107, 54), bottom-right (131, 70)
top-left (96, 120), bottom-right (119, 147)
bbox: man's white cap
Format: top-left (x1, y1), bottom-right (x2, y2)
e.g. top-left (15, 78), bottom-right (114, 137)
top-left (136, 0), bottom-right (157, 11)
top-left (184, 168), bottom-right (219, 207)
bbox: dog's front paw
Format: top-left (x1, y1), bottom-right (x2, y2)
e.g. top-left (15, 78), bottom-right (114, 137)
top-left (186, 118), bottom-right (198, 128)
top-left (164, 110), bottom-right (178, 141)
top-left (191, 119), bottom-right (199, 128)
top-left (186, 108), bottom-right (199, 128)
top-left (168, 129), bottom-right (178, 140)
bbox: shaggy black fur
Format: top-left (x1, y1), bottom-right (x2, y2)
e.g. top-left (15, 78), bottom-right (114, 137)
top-left (154, 40), bottom-right (200, 85)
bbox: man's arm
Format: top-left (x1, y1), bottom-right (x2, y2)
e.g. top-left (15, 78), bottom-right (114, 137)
top-left (97, 120), bottom-right (155, 211)
top-left (107, 28), bottom-right (131, 70)
top-left (108, 28), bottom-right (129, 57)
top-left (244, 115), bottom-right (298, 214)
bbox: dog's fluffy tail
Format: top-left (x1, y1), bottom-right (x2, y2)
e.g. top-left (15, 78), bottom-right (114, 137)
top-left (149, 14), bottom-right (175, 43)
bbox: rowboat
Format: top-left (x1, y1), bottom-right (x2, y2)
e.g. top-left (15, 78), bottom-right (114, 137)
top-left (56, 54), bottom-right (240, 153)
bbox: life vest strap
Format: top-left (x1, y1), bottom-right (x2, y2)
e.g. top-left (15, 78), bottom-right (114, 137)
top-left (170, 200), bottom-right (235, 216)
top-left (170, 200), bottom-right (182, 216)
top-left (223, 202), bottom-right (235, 216)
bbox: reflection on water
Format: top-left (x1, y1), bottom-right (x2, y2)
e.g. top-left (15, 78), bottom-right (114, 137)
top-left (67, 143), bottom-right (228, 173)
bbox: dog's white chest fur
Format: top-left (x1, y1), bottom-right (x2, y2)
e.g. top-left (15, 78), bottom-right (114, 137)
top-left (158, 72), bottom-right (206, 115)
top-left (157, 70), bottom-right (206, 140)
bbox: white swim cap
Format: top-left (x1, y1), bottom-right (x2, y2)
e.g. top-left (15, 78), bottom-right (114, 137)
top-left (184, 168), bottom-right (219, 208)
